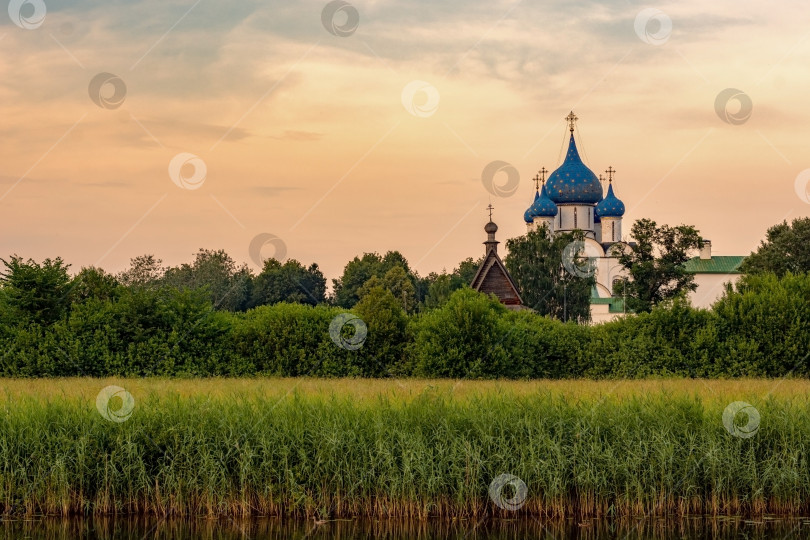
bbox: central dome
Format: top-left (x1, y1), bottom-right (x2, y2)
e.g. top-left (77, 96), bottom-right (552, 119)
top-left (545, 134), bottom-right (603, 204)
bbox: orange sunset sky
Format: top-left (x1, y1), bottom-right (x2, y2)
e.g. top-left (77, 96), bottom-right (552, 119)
top-left (1, 0), bottom-right (809, 284)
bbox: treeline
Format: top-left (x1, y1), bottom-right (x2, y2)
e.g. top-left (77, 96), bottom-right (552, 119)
top-left (1, 217), bottom-right (808, 378)
top-left (0, 270), bottom-right (807, 378)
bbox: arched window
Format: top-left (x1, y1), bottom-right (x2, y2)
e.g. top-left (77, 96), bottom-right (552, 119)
top-left (611, 221), bottom-right (615, 241)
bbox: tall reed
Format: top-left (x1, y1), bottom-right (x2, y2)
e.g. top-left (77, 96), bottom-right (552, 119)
top-left (1, 386), bottom-right (809, 518)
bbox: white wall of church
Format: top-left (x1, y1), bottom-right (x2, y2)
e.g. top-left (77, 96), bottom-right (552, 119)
top-left (591, 304), bottom-right (624, 324)
top-left (532, 217), bottom-right (554, 234)
top-left (689, 274), bottom-right (741, 309)
top-left (600, 217), bottom-right (622, 243)
top-left (556, 204), bottom-right (595, 236)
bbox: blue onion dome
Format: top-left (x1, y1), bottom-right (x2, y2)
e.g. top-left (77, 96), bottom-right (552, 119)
top-left (595, 182), bottom-right (625, 217)
top-left (529, 182), bottom-right (558, 217)
top-left (523, 190), bottom-right (540, 223)
top-left (545, 134), bottom-right (603, 204)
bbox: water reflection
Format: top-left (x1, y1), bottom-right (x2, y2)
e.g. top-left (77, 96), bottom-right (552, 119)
top-left (0, 517), bottom-right (807, 539)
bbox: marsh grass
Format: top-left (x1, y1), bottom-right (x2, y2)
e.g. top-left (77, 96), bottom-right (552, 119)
top-left (1, 378), bottom-right (809, 518)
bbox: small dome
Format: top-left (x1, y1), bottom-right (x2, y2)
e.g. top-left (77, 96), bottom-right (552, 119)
top-left (595, 182), bottom-right (625, 217)
top-left (523, 190), bottom-right (540, 223)
top-left (529, 183), bottom-right (558, 217)
top-left (546, 134), bottom-right (603, 204)
top-left (484, 221), bottom-right (498, 234)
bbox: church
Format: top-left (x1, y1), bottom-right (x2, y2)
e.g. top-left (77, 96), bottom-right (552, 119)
top-left (472, 112), bottom-right (745, 323)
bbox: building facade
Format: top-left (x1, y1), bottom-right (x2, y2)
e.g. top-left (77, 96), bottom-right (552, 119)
top-left (518, 112), bottom-right (743, 323)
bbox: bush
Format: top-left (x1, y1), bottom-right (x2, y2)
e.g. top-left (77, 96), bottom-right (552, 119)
top-left (0, 273), bottom-right (808, 379)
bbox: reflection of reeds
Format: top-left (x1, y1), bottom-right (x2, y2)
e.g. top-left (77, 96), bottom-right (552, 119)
top-left (1, 380), bottom-right (810, 518)
top-left (0, 516), bottom-right (806, 540)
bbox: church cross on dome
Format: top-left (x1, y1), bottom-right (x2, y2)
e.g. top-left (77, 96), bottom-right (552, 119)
top-left (605, 166), bottom-right (616, 183)
top-left (487, 203), bottom-right (494, 221)
top-left (566, 111), bottom-right (578, 133)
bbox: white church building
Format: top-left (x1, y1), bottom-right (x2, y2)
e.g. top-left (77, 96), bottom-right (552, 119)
top-left (521, 112), bottom-right (744, 323)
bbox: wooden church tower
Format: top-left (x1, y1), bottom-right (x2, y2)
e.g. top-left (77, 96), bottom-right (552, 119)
top-left (469, 205), bottom-right (523, 308)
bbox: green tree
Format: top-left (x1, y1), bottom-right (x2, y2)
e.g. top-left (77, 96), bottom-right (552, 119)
top-left (613, 218), bottom-right (703, 313)
top-left (504, 226), bottom-right (594, 322)
top-left (410, 288), bottom-right (511, 378)
top-left (0, 256), bottom-right (73, 325)
top-left (422, 257), bottom-right (482, 310)
top-left (250, 258), bottom-right (326, 307)
top-left (332, 251), bottom-right (418, 308)
top-left (359, 266), bottom-right (416, 312)
top-left (740, 217), bottom-right (810, 276)
top-left (354, 286), bottom-right (409, 376)
top-left (117, 254), bottom-right (165, 287)
top-left (71, 267), bottom-right (120, 303)
top-left (163, 249), bottom-right (252, 311)
top-left (711, 272), bottom-right (810, 376)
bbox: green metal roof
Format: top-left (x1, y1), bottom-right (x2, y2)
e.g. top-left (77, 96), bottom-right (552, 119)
top-left (590, 296), bottom-right (626, 313)
top-left (683, 255), bottom-right (745, 274)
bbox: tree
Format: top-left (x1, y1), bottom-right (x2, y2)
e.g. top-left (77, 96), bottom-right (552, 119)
top-left (332, 251), bottom-right (418, 308)
top-left (117, 254), bottom-right (165, 287)
top-left (250, 258), bottom-right (326, 307)
top-left (614, 218), bottom-right (703, 313)
top-left (712, 272), bottom-right (810, 376)
top-left (455, 257), bottom-right (481, 284)
top-left (354, 286), bottom-right (408, 376)
top-left (422, 257), bottom-right (482, 309)
top-left (504, 226), bottom-right (594, 322)
top-left (0, 256), bottom-right (73, 325)
top-left (411, 288), bottom-right (511, 378)
top-left (71, 267), bottom-right (120, 303)
top-left (358, 266), bottom-right (416, 312)
top-left (163, 249), bottom-right (253, 311)
top-left (740, 217), bottom-right (810, 276)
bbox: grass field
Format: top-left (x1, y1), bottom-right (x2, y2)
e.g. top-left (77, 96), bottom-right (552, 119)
top-left (2, 378), bottom-right (810, 518)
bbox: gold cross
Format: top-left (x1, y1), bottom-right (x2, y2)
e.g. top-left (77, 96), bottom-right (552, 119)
top-left (605, 166), bottom-right (616, 182)
top-left (539, 166), bottom-right (548, 183)
top-left (565, 111), bottom-right (578, 133)
top-left (487, 203), bottom-right (494, 221)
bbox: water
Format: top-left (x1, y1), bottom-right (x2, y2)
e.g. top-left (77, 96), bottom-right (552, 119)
top-left (0, 517), bottom-right (807, 539)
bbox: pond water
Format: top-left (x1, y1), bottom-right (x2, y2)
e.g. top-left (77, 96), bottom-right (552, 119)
top-left (0, 516), bottom-right (807, 539)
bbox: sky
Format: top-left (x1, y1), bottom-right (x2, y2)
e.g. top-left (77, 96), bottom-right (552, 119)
top-left (1, 0), bottom-right (809, 284)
